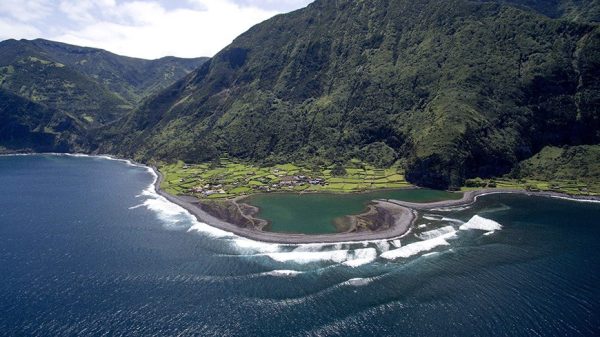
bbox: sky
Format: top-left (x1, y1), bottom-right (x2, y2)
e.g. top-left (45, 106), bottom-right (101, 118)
top-left (0, 0), bottom-right (313, 59)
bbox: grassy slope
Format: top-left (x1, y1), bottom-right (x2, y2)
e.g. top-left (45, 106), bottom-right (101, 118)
top-left (463, 145), bottom-right (600, 195)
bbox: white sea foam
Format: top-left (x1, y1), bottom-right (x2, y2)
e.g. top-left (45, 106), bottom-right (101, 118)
top-left (136, 192), bottom-right (197, 230)
top-left (380, 230), bottom-right (457, 260)
top-left (551, 195), bottom-right (600, 204)
top-left (417, 224), bottom-right (428, 229)
top-left (266, 249), bottom-right (350, 264)
top-left (343, 277), bottom-right (374, 286)
top-left (430, 205), bottom-right (472, 212)
top-left (343, 258), bottom-right (375, 268)
top-left (181, 214), bottom-right (236, 239)
top-left (260, 270), bottom-right (303, 277)
top-left (292, 243), bottom-right (328, 253)
top-left (391, 239), bottom-right (402, 248)
top-left (479, 204), bottom-right (511, 214)
top-left (342, 248), bottom-right (378, 267)
top-left (422, 215), bottom-right (443, 221)
top-left (375, 240), bottom-right (390, 253)
top-left (231, 238), bottom-right (282, 253)
top-left (459, 215), bottom-right (502, 232)
top-left (417, 226), bottom-right (457, 241)
top-left (441, 217), bottom-right (465, 224)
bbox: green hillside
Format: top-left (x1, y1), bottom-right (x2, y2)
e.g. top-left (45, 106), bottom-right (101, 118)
top-left (0, 39), bottom-right (207, 152)
top-left (0, 89), bottom-right (86, 153)
top-left (103, 0), bottom-right (600, 189)
top-left (512, 145), bottom-right (600, 184)
top-left (0, 40), bottom-right (130, 125)
top-left (28, 39), bottom-right (207, 104)
top-left (481, 0), bottom-right (600, 22)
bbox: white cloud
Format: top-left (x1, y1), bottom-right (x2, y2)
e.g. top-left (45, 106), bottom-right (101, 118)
top-left (0, 18), bottom-right (41, 41)
top-left (54, 1), bottom-right (277, 58)
top-left (0, 0), bottom-right (53, 22)
top-left (232, 0), bottom-right (312, 11)
top-left (0, 0), bottom-right (313, 59)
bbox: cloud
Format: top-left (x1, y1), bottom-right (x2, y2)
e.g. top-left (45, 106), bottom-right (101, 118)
top-left (0, 0), bottom-right (53, 22)
top-left (0, 0), bottom-right (313, 59)
top-left (231, 0), bottom-right (312, 12)
top-left (0, 18), bottom-right (41, 41)
top-left (54, 0), bottom-right (278, 58)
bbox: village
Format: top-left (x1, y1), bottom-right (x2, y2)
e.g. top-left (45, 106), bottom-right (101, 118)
top-left (182, 166), bottom-right (327, 197)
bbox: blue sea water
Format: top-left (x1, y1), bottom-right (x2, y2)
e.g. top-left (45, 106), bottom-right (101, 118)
top-left (0, 154), bottom-right (599, 336)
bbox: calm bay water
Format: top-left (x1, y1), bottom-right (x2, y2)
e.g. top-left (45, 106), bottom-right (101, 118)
top-left (0, 155), bottom-right (599, 336)
top-left (246, 189), bottom-right (461, 234)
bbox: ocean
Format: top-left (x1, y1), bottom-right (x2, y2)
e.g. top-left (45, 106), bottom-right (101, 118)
top-left (0, 154), bottom-right (598, 336)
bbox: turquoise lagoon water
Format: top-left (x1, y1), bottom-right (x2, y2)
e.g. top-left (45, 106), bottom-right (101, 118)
top-left (246, 189), bottom-right (461, 234)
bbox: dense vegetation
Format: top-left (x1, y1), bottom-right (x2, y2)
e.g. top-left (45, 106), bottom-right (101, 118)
top-left (462, 145), bottom-right (600, 195)
top-left (103, 0), bottom-right (600, 190)
top-left (0, 39), bottom-right (206, 152)
top-left (28, 39), bottom-right (208, 104)
top-left (0, 89), bottom-right (86, 153)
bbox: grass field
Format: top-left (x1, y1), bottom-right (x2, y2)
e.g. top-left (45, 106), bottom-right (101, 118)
top-left (461, 177), bottom-right (600, 196)
top-left (159, 158), bottom-right (411, 199)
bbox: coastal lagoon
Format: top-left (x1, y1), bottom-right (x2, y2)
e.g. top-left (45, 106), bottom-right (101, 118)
top-left (246, 190), bottom-right (461, 234)
top-left (1, 155), bottom-right (599, 336)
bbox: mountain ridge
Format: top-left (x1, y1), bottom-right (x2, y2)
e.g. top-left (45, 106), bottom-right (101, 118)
top-left (101, 0), bottom-right (600, 189)
top-left (0, 38), bottom-right (208, 153)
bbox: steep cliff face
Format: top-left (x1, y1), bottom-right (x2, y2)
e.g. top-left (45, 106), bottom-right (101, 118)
top-left (105, 0), bottom-right (599, 189)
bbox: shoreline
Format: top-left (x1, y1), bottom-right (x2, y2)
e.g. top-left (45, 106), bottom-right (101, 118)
top-left (153, 168), bottom-right (600, 244)
top-left (3, 152), bottom-right (599, 243)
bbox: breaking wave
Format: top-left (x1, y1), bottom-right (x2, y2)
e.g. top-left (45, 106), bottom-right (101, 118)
top-left (266, 249), bottom-right (351, 264)
top-left (343, 277), bottom-right (375, 287)
top-left (260, 270), bottom-right (304, 277)
top-left (381, 230), bottom-right (457, 260)
top-left (343, 248), bottom-right (378, 267)
top-left (459, 215), bottom-right (502, 232)
top-left (417, 225), bottom-right (457, 240)
top-left (550, 195), bottom-right (600, 204)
